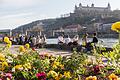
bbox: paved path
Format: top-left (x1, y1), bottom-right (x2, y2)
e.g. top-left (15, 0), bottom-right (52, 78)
top-left (0, 44), bottom-right (96, 61)
top-left (0, 44), bottom-right (72, 56)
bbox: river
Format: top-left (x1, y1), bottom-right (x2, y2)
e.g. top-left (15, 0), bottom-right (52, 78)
top-left (46, 38), bottom-right (118, 48)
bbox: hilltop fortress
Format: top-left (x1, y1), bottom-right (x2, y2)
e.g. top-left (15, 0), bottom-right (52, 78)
top-left (70, 3), bottom-right (120, 18)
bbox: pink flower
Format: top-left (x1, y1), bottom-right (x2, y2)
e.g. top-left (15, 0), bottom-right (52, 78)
top-left (36, 72), bottom-right (46, 80)
top-left (5, 73), bottom-right (12, 79)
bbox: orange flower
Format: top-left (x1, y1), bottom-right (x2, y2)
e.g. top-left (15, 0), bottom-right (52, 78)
top-left (55, 74), bottom-right (63, 80)
top-left (108, 73), bottom-right (118, 80)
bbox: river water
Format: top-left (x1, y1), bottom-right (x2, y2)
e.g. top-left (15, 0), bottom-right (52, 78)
top-left (46, 38), bottom-right (118, 48)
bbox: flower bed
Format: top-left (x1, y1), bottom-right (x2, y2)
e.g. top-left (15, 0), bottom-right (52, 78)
top-left (0, 37), bottom-right (120, 80)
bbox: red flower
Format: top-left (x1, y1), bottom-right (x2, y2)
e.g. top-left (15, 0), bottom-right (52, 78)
top-left (36, 72), bottom-right (46, 80)
top-left (32, 47), bottom-right (36, 51)
top-left (93, 65), bottom-right (104, 74)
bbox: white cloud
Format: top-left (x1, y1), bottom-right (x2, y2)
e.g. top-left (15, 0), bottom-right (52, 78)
top-left (0, 0), bottom-right (46, 7)
top-left (0, 12), bottom-right (33, 19)
top-left (0, 13), bottom-right (49, 29)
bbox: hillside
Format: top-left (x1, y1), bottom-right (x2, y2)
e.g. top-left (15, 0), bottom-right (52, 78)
top-left (12, 15), bottom-right (120, 33)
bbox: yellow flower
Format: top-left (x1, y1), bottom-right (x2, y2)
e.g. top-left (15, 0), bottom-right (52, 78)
top-left (47, 70), bottom-right (58, 78)
top-left (53, 61), bottom-right (60, 66)
top-left (4, 37), bottom-right (10, 43)
top-left (111, 22), bottom-right (120, 32)
top-left (108, 73), bottom-right (118, 80)
top-left (64, 71), bottom-right (71, 78)
top-left (2, 62), bottom-right (8, 67)
top-left (6, 43), bottom-right (11, 48)
top-left (23, 63), bottom-right (31, 69)
top-left (53, 64), bottom-right (57, 69)
top-left (86, 76), bottom-right (97, 80)
top-left (8, 41), bottom-right (12, 45)
top-left (59, 64), bottom-right (64, 69)
top-left (0, 53), bottom-right (5, 61)
top-left (1, 62), bottom-right (8, 70)
top-left (19, 46), bottom-right (25, 52)
top-left (25, 43), bottom-right (30, 49)
top-left (52, 61), bottom-right (60, 69)
top-left (14, 65), bottom-right (23, 70)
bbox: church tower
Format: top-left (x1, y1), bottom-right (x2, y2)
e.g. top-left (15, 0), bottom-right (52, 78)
top-left (91, 3), bottom-right (94, 7)
top-left (107, 3), bottom-right (111, 10)
top-left (79, 3), bottom-right (82, 7)
top-left (75, 5), bottom-right (77, 10)
top-left (74, 5), bottom-right (78, 13)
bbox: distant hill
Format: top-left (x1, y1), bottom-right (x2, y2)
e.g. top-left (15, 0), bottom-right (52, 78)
top-left (12, 14), bottom-right (120, 37)
top-left (12, 19), bottom-right (57, 33)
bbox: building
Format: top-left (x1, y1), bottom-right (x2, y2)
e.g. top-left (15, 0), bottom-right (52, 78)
top-left (0, 29), bottom-right (12, 40)
top-left (26, 23), bottom-right (44, 36)
top-left (0, 29), bottom-right (12, 36)
top-left (97, 23), bottom-right (113, 33)
top-left (53, 24), bottom-right (83, 36)
top-left (52, 27), bottom-right (64, 37)
top-left (64, 24), bottom-right (82, 34)
top-left (97, 23), bottom-right (118, 38)
top-left (70, 3), bottom-right (113, 18)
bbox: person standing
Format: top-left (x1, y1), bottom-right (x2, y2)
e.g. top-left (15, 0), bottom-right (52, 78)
top-left (32, 35), bottom-right (36, 47)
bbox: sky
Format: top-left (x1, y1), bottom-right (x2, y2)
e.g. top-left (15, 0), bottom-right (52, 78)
top-left (0, 0), bottom-right (119, 30)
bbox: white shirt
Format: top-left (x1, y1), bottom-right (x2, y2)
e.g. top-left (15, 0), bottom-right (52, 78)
top-left (32, 37), bottom-right (36, 45)
top-left (73, 37), bottom-right (79, 42)
top-left (58, 36), bottom-right (64, 43)
top-left (65, 37), bottom-right (71, 44)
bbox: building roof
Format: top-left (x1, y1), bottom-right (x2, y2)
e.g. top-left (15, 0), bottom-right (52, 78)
top-left (0, 29), bottom-right (11, 32)
top-left (65, 24), bottom-right (81, 29)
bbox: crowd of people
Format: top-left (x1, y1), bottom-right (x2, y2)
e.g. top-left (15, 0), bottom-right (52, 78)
top-left (57, 32), bottom-right (98, 52)
top-left (3, 32), bottom-right (98, 52)
top-left (6, 34), bottom-right (46, 48)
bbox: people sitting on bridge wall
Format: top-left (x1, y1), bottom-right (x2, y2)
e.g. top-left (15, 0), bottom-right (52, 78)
top-left (72, 35), bottom-right (79, 46)
top-left (65, 35), bottom-right (72, 46)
